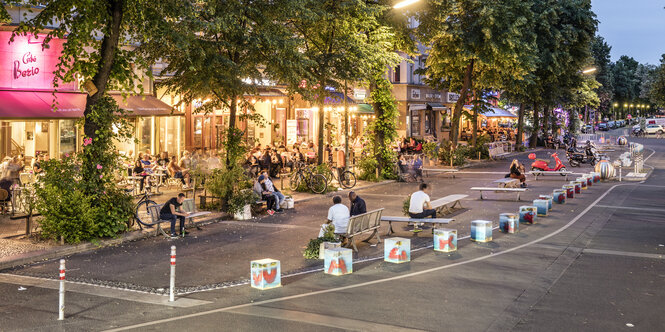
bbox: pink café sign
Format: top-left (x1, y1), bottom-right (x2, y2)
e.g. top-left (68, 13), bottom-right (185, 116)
top-left (0, 31), bottom-right (77, 91)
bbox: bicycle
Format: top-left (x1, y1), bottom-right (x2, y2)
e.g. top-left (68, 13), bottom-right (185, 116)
top-left (125, 184), bottom-right (159, 230)
top-left (289, 162), bottom-right (327, 194)
top-left (322, 164), bottom-right (357, 189)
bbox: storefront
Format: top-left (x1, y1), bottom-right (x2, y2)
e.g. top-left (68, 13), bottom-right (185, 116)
top-left (0, 30), bottom-right (85, 161)
top-left (460, 105), bottom-right (517, 141)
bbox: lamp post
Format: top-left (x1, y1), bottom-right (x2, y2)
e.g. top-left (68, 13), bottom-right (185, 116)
top-left (394, 0), bottom-right (421, 8)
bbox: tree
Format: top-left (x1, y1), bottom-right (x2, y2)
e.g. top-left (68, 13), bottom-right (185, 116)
top-left (145, 0), bottom-right (302, 167)
top-left (590, 36), bottom-right (614, 115)
top-left (648, 54), bottom-right (665, 107)
top-left (612, 55), bottom-right (641, 103)
top-left (417, 0), bottom-right (536, 147)
top-left (288, 0), bottom-right (402, 165)
top-left (13, 0), bottom-right (183, 190)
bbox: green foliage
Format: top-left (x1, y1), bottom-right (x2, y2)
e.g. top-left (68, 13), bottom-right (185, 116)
top-left (422, 142), bottom-right (438, 160)
top-left (357, 153), bottom-right (379, 182)
top-left (369, 75), bottom-right (400, 179)
top-left (31, 95), bottom-right (133, 244)
top-left (303, 224), bottom-right (337, 259)
top-left (647, 54), bottom-right (665, 107)
top-left (205, 166), bottom-right (255, 214)
top-left (402, 195), bottom-right (411, 217)
top-left (438, 141), bottom-right (467, 167)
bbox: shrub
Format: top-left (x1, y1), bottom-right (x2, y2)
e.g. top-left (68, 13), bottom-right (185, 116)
top-left (438, 140), bottom-right (467, 166)
top-left (303, 224), bottom-right (337, 259)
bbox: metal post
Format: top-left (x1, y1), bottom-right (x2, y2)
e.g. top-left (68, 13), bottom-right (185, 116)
top-left (344, 80), bottom-right (349, 172)
top-left (58, 259), bottom-right (65, 320)
top-left (170, 246), bottom-right (176, 302)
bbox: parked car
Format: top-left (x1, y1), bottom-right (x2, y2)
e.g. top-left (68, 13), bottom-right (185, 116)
top-left (597, 123), bottom-right (608, 131)
top-left (645, 124), bottom-right (664, 135)
top-left (607, 121), bottom-right (616, 129)
top-left (581, 125), bottom-right (593, 133)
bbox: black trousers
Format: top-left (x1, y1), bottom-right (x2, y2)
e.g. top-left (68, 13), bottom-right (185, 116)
top-left (409, 209), bottom-right (436, 219)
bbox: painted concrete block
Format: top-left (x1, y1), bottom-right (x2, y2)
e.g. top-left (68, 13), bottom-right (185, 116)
top-left (553, 189), bottom-right (566, 204)
top-left (250, 259), bottom-right (281, 290)
top-left (576, 177), bottom-right (588, 189)
top-left (384, 237), bottom-right (411, 263)
top-left (570, 181), bottom-right (581, 194)
top-left (519, 206), bottom-right (537, 224)
top-left (471, 220), bottom-right (493, 242)
top-left (324, 247), bottom-right (353, 276)
top-left (563, 185), bottom-right (575, 199)
top-left (533, 199), bottom-right (549, 216)
top-left (499, 213), bottom-right (518, 234)
top-left (539, 195), bottom-right (553, 210)
top-left (434, 228), bottom-right (457, 252)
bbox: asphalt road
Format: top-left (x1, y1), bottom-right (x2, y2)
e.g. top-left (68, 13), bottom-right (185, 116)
top-left (1, 128), bottom-right (663, 331)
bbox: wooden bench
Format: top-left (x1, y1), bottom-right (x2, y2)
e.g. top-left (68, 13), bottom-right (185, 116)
top-left (430, 194), bottom-right (468, 215)
top-left (493, 178), bottom-right (519, 188)
top-left (528, 170), bottom-right (572, 181)
top-left (380, 216), bottom-right (454, 236)
top-left (423, 168), bottom-right (460, 178)
top-left (339, 208), bottom-right (384, 252)
top-left (147, 198), bottom-right (212, 237)
top-left (470, 187), bottom-right (527, 201)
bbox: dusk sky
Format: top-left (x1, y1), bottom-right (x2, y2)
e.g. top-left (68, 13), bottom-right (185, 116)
top-left (592, 0), bottom-right (665, 65)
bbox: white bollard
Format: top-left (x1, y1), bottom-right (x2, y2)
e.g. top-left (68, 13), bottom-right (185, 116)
top-left (58, 259), bottom-right (65, 320)
top-left (170, 246), bottom-right (176, 302)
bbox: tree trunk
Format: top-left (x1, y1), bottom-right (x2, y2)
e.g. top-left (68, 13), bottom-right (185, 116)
top-left (316, 87), bottom-right (325, 165)
top-left (516, 103), bottom-right (525, 148)
top-left (529, 102), bottom-right (539, 147)
top-left (471, 90), bottom-right (477, 147)
top-left (451, 59), bottom-right (474, 147)
top-left (83, 0), bottom-right (125, 140)
top-left (371, 81), bottom-right (386, 176)
top-left (543, 106), bottom-right (550, 136)
top-left (225, 97), bottom-right (238, 168)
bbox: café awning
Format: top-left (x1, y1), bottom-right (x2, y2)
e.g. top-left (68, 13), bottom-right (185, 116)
top-left (427, 102), bottom-right (446, 110)
top-left (111, 94), bottom-right (175, 116)
top-left (324, 92), bottom-right (355, 105)
top-left (357, 103), bottom-right (374, 114)
top-left (0, 90), bottom-right (86, 119)
top-left (463, 105), bottom-right (517, 118)
top-left (409, 104), bottom-right (427, 111)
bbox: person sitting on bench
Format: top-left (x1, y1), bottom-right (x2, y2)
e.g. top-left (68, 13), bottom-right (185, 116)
top-left (319, 195), bottom-right (349, 237)
top-left (161, 193), bottom-right (190, 238)
top-left (257, 175), bottom-right (280, 215)
top-left (509, 159), bottom-right (527, 188)
top-left (348, 191), bottom-right (366, 216)
top-left (408, 183), bottom-right (436, 232)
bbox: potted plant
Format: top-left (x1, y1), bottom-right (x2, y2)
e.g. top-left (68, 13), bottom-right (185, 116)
top-left (229, 189), bottom-right (258, 220)
top-left (422, 142), bottom-right (438, 166)
top-left (303, 224), bottom-right (339, 259)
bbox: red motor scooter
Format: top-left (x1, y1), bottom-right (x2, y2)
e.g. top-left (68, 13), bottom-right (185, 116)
top-left (529, 152), bottom-right (567, 172)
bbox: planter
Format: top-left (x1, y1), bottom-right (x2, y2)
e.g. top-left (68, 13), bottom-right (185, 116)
top-left (319, 241), bottom-right (342, 259)
top-left (284, 197), bottom-right (294, 209)
top-left (233, 204), bottom-right (252, 220)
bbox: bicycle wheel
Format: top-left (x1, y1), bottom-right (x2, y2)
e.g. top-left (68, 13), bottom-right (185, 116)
top-left (135, 200), bottom-right (158, 227)
top-left (290, 172), bottom-right (304, 191)
top-left (308, 174), bottom-right (328, 194)
top-left (339, 171), bottom-right (357, 189)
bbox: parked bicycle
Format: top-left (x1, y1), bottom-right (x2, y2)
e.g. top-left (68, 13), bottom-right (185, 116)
top-left (289, 162), bottom-right (327, 194)
top-left (321, 165), bottom-right (357, 189)
top-left (126, 186), bottom-right (158, 229)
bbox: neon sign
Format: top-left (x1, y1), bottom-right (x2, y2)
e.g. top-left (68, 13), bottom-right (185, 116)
top-left (14, 52), bottom-right (40, 79)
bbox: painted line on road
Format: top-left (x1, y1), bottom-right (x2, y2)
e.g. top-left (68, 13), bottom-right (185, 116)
top-left (228, 306), bottom-right (425, 332)
top-left (0, 273), bottom-right (211, 308)
top-left (582, 248), bottom-right (664, 260)
top-left (594, 205), bottom-right (665, 213)
top-left (103, 183), bottom-right (629, 332)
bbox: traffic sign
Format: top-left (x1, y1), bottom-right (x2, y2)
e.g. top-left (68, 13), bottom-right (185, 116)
top-left (626, 114), bottom-right (632, 119)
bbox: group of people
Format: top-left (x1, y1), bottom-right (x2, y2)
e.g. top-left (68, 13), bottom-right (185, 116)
top-left (253, 170), bottom-right (286, 215)
top-left (245, 142), bottom-right (349, 179)
top-left (397, 154), bottom-right (424, 182)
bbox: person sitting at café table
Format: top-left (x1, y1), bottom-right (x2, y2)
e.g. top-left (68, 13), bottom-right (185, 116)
top-left (160, 193), bottom-right (190, 238)
top-left (133, 158), bottom-right (150, 192)
top-left (408, 183), bottom-right (437, 232)
top-left (168, 159), bottom-right (191, 188)
top-left (157, 151), bottom-right (170, 168)
top-left (509, 159), bottom-right (527, 188)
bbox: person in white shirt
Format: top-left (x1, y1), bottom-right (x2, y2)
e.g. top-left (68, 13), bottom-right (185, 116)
top-left (320, 195), bottom-right (350, 236)
top-left (409, 183), bottom-right (437, 223)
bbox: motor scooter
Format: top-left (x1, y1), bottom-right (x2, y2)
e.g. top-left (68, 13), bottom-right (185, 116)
top-left (566, 141), bottom-right (598, 167)
top-left (529, 152), bottom-right (567, 173)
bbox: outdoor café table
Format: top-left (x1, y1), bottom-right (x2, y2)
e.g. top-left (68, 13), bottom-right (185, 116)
top-left (126, 176), bottom-right (144, 195)
top-left (150, 173), bottom-right (166, 194)
top-left (10, 186), bottom-right (23, 216)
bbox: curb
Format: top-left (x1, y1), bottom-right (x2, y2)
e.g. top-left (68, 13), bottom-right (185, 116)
top-left (0, 214), bottom-right (224, 271)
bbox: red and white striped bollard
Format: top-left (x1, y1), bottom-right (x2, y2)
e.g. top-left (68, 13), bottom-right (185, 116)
top-left (170, 246), bottom-right (176, 302)
top-left (58, 259), bottom-right (65, 320)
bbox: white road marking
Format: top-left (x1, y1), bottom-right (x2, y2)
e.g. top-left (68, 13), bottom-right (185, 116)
top-left (103, 183), bottom-right (629, 332)
top-left (0, 273), bottom-right (210, 308)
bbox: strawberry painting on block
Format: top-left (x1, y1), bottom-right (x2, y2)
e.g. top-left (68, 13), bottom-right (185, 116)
top-left (250, 259), bottom-right (281, 290)
top-left (384, 237), bottom-right (411, 263)
top-left (324, 247), bottom-right (353, 276)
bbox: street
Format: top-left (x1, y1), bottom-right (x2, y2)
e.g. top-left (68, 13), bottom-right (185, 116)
top-left (1, 131), bottom-right (664, 331)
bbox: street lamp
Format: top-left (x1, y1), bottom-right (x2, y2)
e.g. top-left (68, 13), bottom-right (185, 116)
top-left (581, 67), bottom-right (597, 74)
top-left (394, 0), bottom-right (421, 8)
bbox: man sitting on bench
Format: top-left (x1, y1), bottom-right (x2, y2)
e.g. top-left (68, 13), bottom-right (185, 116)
top-left (319, 195), bottom-right (350, 237)
top-left (161, 193), bottom-right (191, 238)
top-left (408, 183), bottom-right (436, 232)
